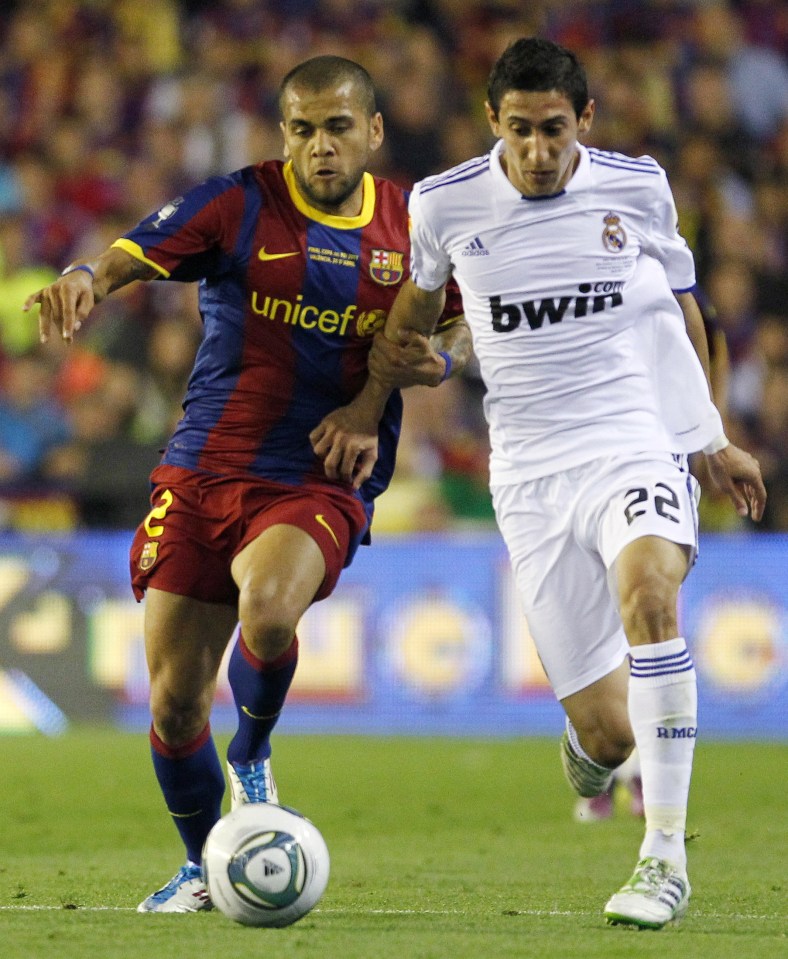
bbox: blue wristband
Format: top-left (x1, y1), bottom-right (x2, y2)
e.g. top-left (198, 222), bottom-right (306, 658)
top-left (438, 351), bottom-right (452, 383)
top-left (61, 264), bottom-right (95, 279)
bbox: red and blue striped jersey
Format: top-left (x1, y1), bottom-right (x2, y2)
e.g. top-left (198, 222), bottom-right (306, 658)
top-left (113, 159), bottom-right (462, 530)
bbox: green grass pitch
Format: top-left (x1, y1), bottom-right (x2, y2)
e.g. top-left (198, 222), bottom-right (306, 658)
top-left (0, 729), bottom-right (784, 959)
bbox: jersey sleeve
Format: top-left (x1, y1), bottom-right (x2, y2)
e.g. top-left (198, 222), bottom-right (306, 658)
top-left (641, 169), bottom-right (696, 293)
top-left (407, 184), bottom-right (454, 293)
top-left (111, 172), bottom-right (247, 282)
top-left (653, 311), bottom-right (725, 453)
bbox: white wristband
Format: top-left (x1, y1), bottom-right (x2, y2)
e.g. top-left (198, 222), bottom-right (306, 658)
top-left (61, 263), bottom-right (95, 280)
top-left (703, 434), bottom-right (729, 455)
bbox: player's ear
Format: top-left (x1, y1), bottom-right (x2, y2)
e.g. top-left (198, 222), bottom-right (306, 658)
top-left (484, 101), bottom-right (500, 137)
top-left (280, 121), bottom-right (290, 158)
top-left (369, 111), bottom-right (384, 152)
top-left (578, 99), bottom-right (595, 137)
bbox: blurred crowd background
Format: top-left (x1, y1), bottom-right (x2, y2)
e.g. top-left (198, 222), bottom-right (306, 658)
top-left (0, 0), bottom-right (785, 534)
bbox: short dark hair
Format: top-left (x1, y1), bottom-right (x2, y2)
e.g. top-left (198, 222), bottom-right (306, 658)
top-left (487, 38), bottom-right (589, 119)
top-left (278, 55), bottom-right (377, 117)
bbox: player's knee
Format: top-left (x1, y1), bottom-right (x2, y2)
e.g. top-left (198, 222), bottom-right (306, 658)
top-left (582, 726), bottom-right (634, 769)
top-left (240, 614), bottom-right (295, 662)
top-left (150, 688), bottom-right (210, 747)
top-left (238, 588), bottom-right (299, 661)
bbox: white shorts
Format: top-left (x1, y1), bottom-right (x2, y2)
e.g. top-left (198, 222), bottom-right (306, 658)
top-left (491, 452), bottom-right (699, 700)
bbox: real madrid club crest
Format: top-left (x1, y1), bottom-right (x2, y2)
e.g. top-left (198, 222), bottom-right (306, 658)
top-left (370, 249), bottom-right (404, 285)
top-left (602, 212), bottom-right (627, 253)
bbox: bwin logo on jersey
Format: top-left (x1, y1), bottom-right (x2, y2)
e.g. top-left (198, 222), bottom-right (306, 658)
top-left (489, 281), bottom-right (624, 332)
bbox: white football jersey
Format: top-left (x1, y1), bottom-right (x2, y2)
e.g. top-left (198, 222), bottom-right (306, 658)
top-left (409, 141), bottom-right (722, 482)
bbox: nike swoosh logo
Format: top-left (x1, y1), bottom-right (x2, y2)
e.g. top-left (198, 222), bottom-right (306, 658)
top-left (241, 705), bottom-right (278, 720)
top-left (315, 513), bottom-right (340, 549)
top-left (258, 247), bottom-right (300, 261)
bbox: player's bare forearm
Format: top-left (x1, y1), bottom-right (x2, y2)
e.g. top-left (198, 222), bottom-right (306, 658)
top-left (92, 247), bottom-right (159, 300)
top-left (430, 317), bottom-right (473, 383)
top-left (369, 316), bottom-right (472, 389)
top-left (384, 278), bottom-right (445, 341)
top-left (24, 247), bottom-right (158, 343)
top-left (310, 281), bottom-right (450, 486)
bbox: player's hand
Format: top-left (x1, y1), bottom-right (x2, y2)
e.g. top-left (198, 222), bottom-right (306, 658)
top-left (310, 403), bottom-right (380, 488)
top-left (369, 330), bottom-right (447, 388)
top-left (705, 443), bottom-right (767, 521)
top-left (23, 270), bottom-right (95, 344)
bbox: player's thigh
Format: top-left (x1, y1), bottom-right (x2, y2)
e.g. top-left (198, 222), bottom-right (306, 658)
top-left (231, 488), bottom-right (362, 621)
top-left (144, 586), bottom-right (238, 699)
top-left (231, 523), bottom-right (326, 630)
top-left (595, 455), bottom-right (698, 640)
top-left (492, 478), bottom-right (629, 701)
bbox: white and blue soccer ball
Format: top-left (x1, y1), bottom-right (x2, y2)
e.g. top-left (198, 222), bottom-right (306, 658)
top-left (202, 804), bottom-right (330, 927)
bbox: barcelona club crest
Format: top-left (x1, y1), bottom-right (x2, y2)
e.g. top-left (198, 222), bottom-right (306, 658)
top-left (139, 541), bottom-right (159, 571)
top-left (370, 249), bottom-right (404, 285)
top-left (602, 212), bottom-right (627, 253)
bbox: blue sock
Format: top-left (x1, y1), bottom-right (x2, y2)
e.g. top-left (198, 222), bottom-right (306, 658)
top-left (150, 723), bottom-right (225, 865)
top-left (226, 631), bottom-right (299, 766)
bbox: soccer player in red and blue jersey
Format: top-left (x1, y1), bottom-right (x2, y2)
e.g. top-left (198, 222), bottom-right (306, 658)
top-left (26, 56), bottom-right (471, 913)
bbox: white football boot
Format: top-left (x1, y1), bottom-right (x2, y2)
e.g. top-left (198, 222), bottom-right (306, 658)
top-left (137, 862), bottom-right (212, 913)
top-left (604, 857), bottom-right (690, 929)
top-left (227, 758), bottom-right (278, 809)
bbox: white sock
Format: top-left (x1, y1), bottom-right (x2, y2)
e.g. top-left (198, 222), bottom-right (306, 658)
top-left (628, 637), bottom-right (697, 870)
top-left (614, 747), bottom-right (641, 783)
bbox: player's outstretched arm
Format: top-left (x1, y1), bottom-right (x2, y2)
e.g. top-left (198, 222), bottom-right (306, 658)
top-left (310, 280), bottom-right (449, 487)
top-left (368, 316), bottom-right (472, 390)
top-left (705, 443), bottom-right (767, 521)
top-left (24, 247), bottom-right (158, 344)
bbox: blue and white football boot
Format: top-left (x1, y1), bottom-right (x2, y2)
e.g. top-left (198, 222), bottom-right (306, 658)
top-left (137, 862), bottom-right (212, 913)
top-left (227, 758), bottom-right (278, 809)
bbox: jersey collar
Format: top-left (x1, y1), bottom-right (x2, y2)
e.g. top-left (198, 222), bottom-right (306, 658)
top-left (283, 161), bottom-right (376, 229)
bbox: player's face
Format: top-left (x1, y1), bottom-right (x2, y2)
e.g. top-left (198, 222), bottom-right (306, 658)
top-left (280, 81), bottom-right (383, 217)
top-left (486, 90), bottom-right (594, 198)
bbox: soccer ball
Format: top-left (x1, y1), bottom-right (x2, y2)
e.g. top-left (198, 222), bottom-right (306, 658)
top-left (202, 804), bottom-right (330, 927)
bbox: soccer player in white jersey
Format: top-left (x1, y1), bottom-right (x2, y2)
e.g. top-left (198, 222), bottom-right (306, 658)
top-left (311, 37), bottom-right (766, 930)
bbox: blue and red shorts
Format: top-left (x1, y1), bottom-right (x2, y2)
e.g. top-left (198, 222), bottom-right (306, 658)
top-left (129, 465), bottom-right (368, 605)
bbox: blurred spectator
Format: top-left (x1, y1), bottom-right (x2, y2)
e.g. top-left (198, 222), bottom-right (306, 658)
top-left (0, 346), bottom-right (69, 484)
top-left (1, 0), bottom-right (785, 529)
top-left (0, 215), bottom-right (58, 356)
top-left (130, 314), bottom-right (202, 445)
top-left (691, 2), bottom-right (788, 143)
top-left (43, 369), bottom-right (161, 529)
